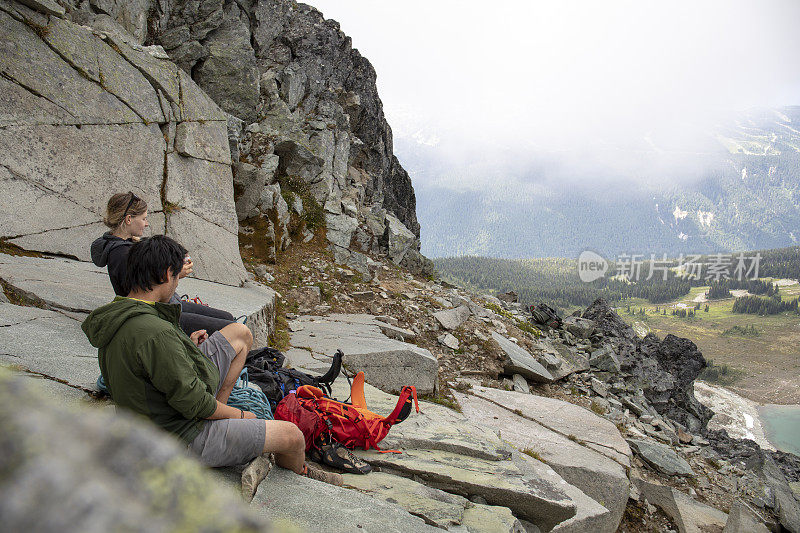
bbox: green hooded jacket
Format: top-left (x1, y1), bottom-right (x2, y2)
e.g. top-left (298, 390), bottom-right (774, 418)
top-left (82, 297), bottom-right (219, 443)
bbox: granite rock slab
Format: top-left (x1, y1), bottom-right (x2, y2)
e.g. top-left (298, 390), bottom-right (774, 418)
top-left (723, 500), bottom-right (771, 533)
top-left (457, 391), bottom-right (629, 532)
top-left (0, 254), bottom-right (274, 347)
top-left (250, 466), bottom-right (440, 532)
top-left (289, 314), bottom-right (437, 394)
top-left (468, 386), bottom-right (631, 466)
top-left (354, 448), bottom-right (576, 531)
top-left (343, 471), bottom-right (524, 531)
top-left (0, 302), bottom-right (100, 390)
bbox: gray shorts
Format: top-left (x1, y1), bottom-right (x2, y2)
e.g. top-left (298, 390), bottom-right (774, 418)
top-left (188, 331), bottom-right (266, 467)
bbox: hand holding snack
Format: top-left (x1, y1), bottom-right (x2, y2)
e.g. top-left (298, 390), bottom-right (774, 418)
top-left (179, 255), bottom-right (194, 278)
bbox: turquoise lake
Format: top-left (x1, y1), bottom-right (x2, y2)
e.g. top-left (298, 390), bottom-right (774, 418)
top-left (758, 404), bottom-right (800, 456)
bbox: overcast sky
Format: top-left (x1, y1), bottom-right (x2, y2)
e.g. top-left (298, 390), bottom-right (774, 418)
top-left (309, 0), bottom-right (800, 153)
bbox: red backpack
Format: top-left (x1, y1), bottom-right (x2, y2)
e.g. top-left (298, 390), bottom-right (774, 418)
top-left (274, 372), bottom-right (419, 452)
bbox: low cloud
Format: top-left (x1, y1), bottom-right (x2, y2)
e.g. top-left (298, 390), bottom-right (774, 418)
top-left (312, 0), bottom-right (800, 187)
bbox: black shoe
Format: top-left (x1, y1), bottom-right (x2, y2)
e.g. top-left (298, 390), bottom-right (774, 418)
top-left (310, 442), bottom-right (372, 475)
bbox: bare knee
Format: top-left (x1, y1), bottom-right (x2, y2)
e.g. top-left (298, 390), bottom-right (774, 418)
top-left (281, 422), bottom-right (305, 453)
top-left (221, 322), bottom-right (253, 352)
top-left (263, 420), bottom-right (305, 455)
top-left (233, 322), bottom-right (253, 347)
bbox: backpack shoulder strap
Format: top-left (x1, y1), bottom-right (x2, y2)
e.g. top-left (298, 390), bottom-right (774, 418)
top-left (351, 371), bottom-right (367, 409)
top-left (381, 386), bottom-right (419, 426)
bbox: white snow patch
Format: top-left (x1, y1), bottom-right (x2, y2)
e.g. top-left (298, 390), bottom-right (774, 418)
top-left (673, 205), bottom-right (688, 221)
top-left (773, 109), bottom-right (791, 123)
top-left (768, 166), bottom-right (777, 177)
top-left (677, 232), bottom-right (688, 241)
top-left (697, 210), bottom-right (714, 228)
top-left (741, 167), bottom-right (748, 180)
top-left (694, 381), bottom-right (774, 451)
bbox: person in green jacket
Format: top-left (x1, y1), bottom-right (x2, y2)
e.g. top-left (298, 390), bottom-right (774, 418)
top-left (82, 235), bottom-right (339, 484)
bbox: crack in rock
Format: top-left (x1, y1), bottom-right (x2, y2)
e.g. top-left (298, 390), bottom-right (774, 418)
top-left (0, 162), bottom-right (98, 216)
top-left (463, 389), bottom-right (631, 470)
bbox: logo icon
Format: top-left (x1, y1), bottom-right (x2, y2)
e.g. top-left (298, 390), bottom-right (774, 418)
top-left (578, 250), bottom-right (608, 282)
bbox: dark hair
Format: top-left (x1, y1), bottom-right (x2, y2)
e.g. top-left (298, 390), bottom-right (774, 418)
top-left (125, 235), bottom-right (187, 293)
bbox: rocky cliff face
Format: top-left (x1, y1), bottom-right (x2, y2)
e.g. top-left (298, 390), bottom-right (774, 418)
top-left (0, 0), bottom-right (431, 283)
top-left (582, 298), bottom-right (713, 433)
top-left (176, 0), bottom-right (427, 276)
top-left (149, 0), bottom-right (429, 277)
top-left (0, 0), bottom-right (247, 285)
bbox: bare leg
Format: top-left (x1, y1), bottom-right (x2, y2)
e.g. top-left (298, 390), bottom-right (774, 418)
top-left (215, 323), bottom-right (253, 404)
top-left (262, 420), bottom-right (305, 474)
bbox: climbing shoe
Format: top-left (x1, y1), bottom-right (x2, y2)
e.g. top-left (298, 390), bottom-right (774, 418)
top-left (310, 442), bottom-right (372, 475)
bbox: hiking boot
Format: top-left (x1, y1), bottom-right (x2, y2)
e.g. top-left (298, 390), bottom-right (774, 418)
top-left (310, 442), bottom-right (372, 475)
top-left (303, 463), bottom-right (343, 486)
top-left (241, 454), bottom-right (273, 502)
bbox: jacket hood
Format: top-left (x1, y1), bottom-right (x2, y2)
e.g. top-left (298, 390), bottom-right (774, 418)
top-left (82, 297), bottom-right (180, 349)
top-left (90, 232), bottom-right (132, 267)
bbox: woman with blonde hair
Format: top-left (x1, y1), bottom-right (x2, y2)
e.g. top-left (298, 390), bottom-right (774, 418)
top-left (91, 192), bottom-right (235, 335)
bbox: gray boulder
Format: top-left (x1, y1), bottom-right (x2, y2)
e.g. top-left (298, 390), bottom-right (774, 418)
top-left (438, 333), bottom-right (460, 350)
top-left (512, 374), bottom-right (530, 394)
top-left (634, 477), bottom-right (727, 533)
top-left (761, 455), bottom-right (800, 533)
top-left (288, 314), bottom-right (437, 395)
top-left (0, 368), bottom-right (268, 532)
top-left (233, 162), bottom-right (272, 221)
top-left (375, 321), bottom-right (416, 342)
top-left (384, 213), bottom-right (416, 265)
top-left (433, 305), bottom-right (471, 330)
top-left (636, 333), bottom-right (713, 433)
top-left (325, 213), bottom-right (358, 249)
top-left (562, 316), bottom-right (596, 339)
top-left (723, 500), bottom-right (771, 533)
top-left (626, 439), bottom-right (694, 476)
top-left (492, 332), bottom-right (553, 383)
top-left (589, 347), bottom-right (621, 372)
